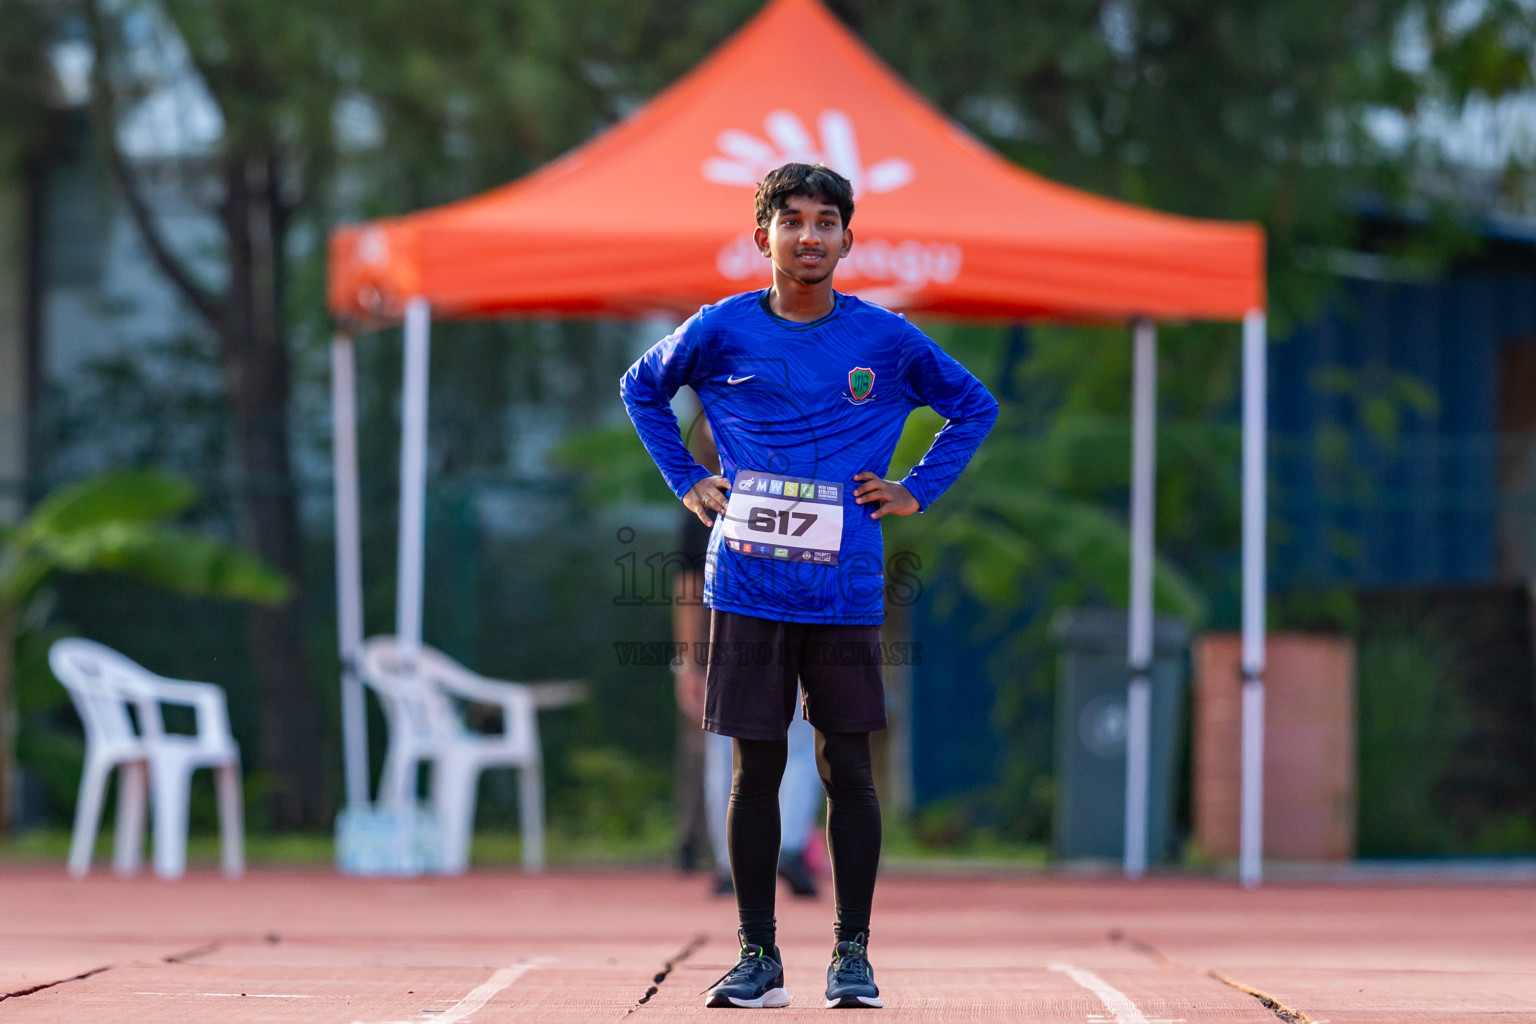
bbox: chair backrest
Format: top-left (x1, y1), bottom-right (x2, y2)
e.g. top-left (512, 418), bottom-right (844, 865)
top-left (412, 644), bottom-right (538, 753)
top-left (361, 636), bottom-right (540, 755)
top-left (49, 638), bottom-right (153, 751)
top-left (360, 637), bottom-right (470, 745)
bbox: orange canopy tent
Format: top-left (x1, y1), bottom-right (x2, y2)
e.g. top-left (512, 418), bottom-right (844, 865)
top-left (329, 0), bottom-right (1261, 324)
top-left (325, 0), bottom-right (1270, 884)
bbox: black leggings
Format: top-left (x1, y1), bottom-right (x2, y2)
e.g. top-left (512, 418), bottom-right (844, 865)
top-left (729, 730), bottom-right (881, 950)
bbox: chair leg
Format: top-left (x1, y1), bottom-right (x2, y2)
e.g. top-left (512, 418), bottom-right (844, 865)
top-left (215, 759), bottom-right (245, 878)
top-left (519, 757), bottom-right (545, 873)
top-left (387, 754), bottom-right (419, 872)
top-left (112, 761), bottom-right (148, 876)
top-left (378, 748), bottom-right (399, 806)
top-left (150, 759), bottom-right (191, 880)
top-left (68, 757), bottom-right (113, 878)
top-left (432, 757), bottom-right (478, 875)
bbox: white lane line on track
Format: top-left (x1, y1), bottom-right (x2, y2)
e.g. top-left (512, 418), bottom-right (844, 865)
top-left (353, 958), bottom-right (552, 1024)
top-left (1049, 962), bottom-right (1156, 1024)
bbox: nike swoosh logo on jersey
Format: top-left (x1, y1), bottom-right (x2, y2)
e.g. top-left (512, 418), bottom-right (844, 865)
top-left (727, 375), bottom-right (756, 385)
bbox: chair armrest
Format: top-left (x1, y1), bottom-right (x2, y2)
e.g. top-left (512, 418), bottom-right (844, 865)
top-left (136, 678), bottom-right (234, 741)
top-left (443, 673), bottom-right (588, 712)
top-left (525, 680), bottom-right (589, 710)
top-left (435, 671), bottom-right (533, 709)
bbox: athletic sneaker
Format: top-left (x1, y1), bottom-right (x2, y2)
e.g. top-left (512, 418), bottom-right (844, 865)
top-left (825, 933), bottom-right (882, 1008)
top-left (704, 934), bottom-right (790, 1008)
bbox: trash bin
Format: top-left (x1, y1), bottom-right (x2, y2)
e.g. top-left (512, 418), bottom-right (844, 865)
top-left (1050, 608), bottom-right (1189, 863)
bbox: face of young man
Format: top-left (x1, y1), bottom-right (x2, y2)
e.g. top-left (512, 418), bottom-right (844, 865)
top-left (754, 193), bottom-right (853, 287)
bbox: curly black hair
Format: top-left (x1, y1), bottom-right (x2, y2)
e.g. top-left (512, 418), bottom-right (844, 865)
top-left (754, 163), bottom-right (855, 229)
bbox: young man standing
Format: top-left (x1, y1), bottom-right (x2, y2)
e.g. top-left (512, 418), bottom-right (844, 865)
top-left (621, 163), bottom-right (997, 1008)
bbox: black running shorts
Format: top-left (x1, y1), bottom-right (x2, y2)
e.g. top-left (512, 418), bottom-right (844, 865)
top-left (702, 609), bottom-right (888, 740)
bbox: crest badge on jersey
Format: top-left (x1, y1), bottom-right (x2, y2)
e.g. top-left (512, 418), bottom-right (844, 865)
top-left (847, 367), bottom-right (876, 404)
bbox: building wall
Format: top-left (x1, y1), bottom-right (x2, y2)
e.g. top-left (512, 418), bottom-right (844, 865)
top-left (1270, 251), bottom-right (1536, 589)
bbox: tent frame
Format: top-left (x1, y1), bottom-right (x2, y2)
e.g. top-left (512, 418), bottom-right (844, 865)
top-left (329, 301), bottom-right (1268, 886)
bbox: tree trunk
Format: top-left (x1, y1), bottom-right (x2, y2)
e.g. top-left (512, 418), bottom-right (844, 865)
top-left (0, 612), bottom-right (15, 833)
top-left (219, 153), bottom-right (328, 829)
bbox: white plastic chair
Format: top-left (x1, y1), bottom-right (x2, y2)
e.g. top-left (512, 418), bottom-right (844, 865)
top-left (49, 638), bottom-right (244, 880)
top-left (361, 636), bottom-right (578, 873)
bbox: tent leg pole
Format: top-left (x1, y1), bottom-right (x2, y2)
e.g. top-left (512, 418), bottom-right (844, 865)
top-left (1125, 318), bottom-right (1156, 880)
top-left (1239, 309), bottom-right (1268, 888)
top-left (398, 298), bottom-right (432, 657)
top-left (393, 299), bottom-right (431, 874)
top-left (331, 332), bottom-right (368, 811)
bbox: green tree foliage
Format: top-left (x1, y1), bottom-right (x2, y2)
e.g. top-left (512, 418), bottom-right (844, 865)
top-left (0, 469), bottom-right (288, 830)
top-left (1, 471), bottom-right (285, 604)
top-left (1355, 612), bottom-right (1470, 855)
top-left (0, 0), bottom-right (58, 178)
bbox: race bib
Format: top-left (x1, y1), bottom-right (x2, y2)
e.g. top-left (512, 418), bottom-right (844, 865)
top-left (721, 471), bottom-right (844, 565)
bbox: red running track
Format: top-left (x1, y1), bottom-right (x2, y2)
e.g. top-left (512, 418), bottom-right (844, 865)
top-left (1, 866), bottom-right (1533, 1022)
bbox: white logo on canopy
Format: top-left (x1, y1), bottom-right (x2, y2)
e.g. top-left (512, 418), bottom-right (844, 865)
top-left (358, 228), bottom-right (390, 266)
top-left (702, 110), bottom-right (915, 196)
top-left (717, 233), bottom-right (961, 289)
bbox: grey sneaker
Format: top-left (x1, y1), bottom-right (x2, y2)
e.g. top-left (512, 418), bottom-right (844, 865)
top-left (704, 934), bottom-right (790, 1008)
top-left (825, 933), bottom-right (882, 1008)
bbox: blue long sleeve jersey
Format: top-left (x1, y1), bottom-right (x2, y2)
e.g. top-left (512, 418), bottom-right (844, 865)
top-left (620, 289), bottom-right (998, 625)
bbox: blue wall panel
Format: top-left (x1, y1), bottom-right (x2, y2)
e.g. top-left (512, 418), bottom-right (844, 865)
top-left (1268, 265), bottom-right (1536, 590)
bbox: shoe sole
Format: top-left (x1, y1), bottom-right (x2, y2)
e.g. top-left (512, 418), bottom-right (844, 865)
top-left (824, 994), bottom-right (883, 1008)
top-left (705, 987), bottom-right (791, 1008)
